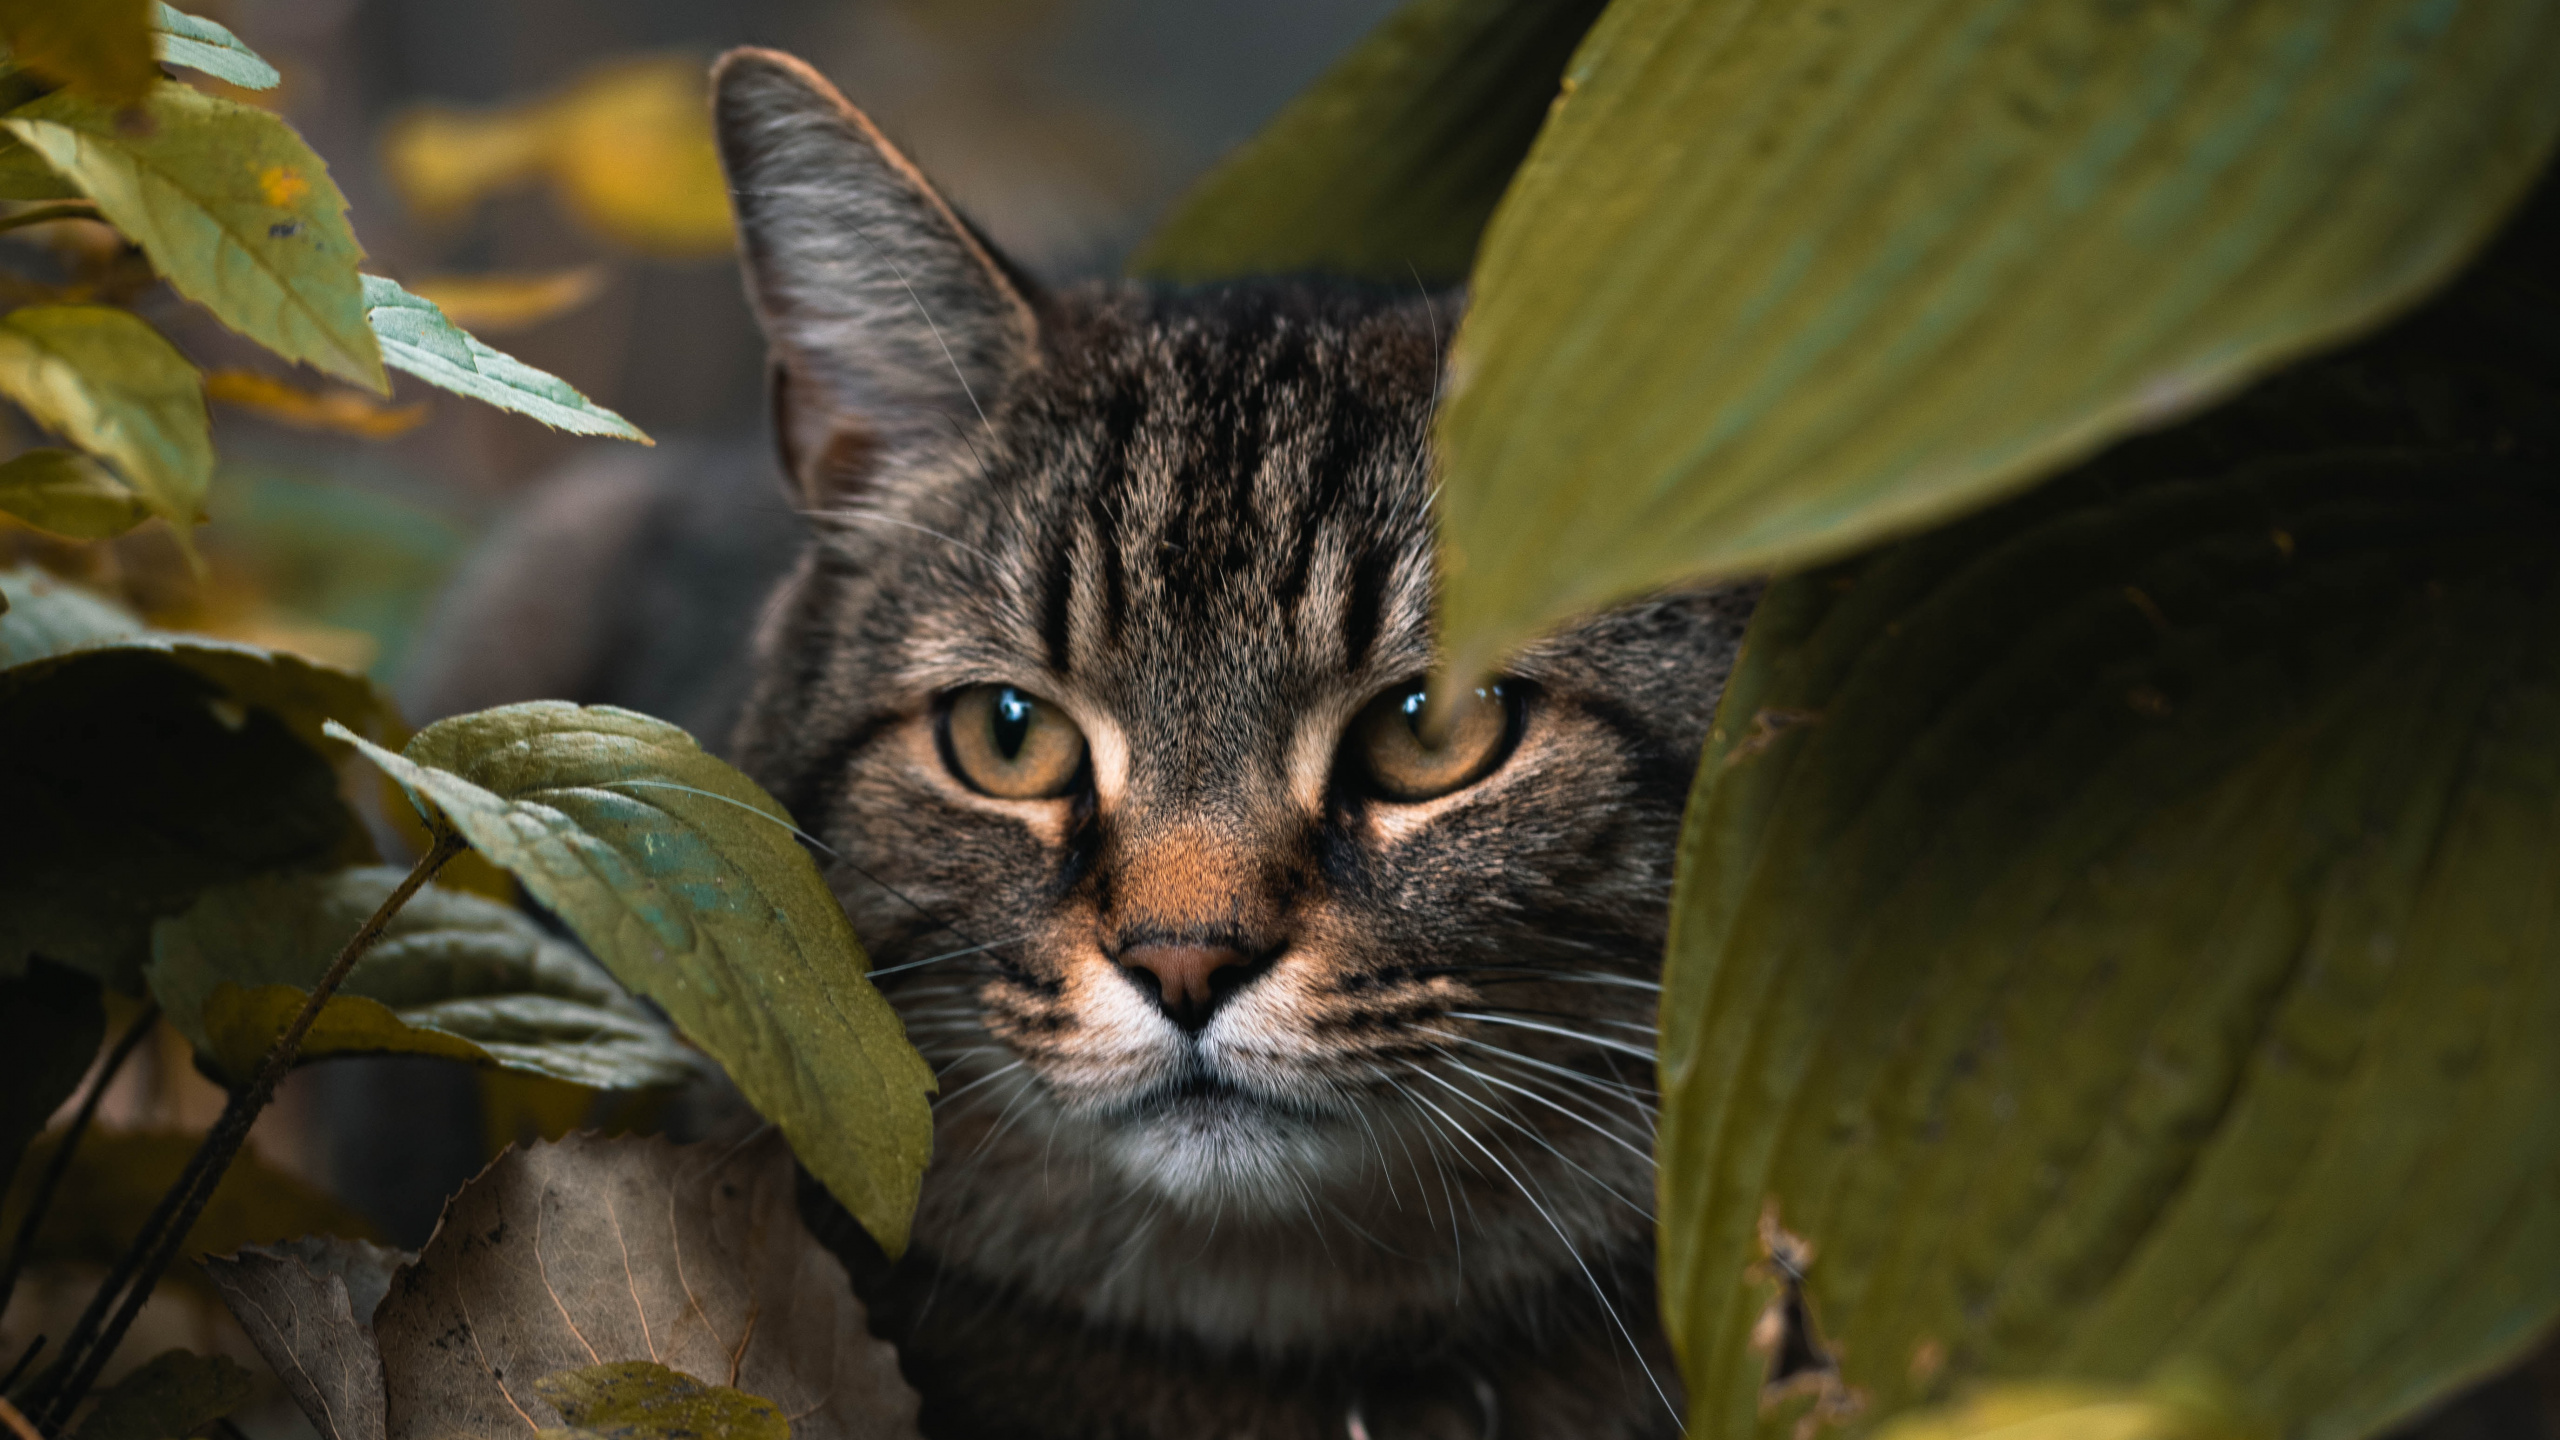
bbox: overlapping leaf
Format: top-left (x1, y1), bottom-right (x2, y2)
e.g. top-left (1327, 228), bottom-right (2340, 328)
top-left (153, 4), bottom-right (279, 91)
top-left (362, 276), bottom-right (646, 441)
top-left (1659, 453), bottom-right (2560, 1440)
top-left (1133, 0), bottom-right (1607, 284)
top-left (145, 867), bottom-right (702, 1089)
top-left (0, 449), bottom-right (152, 540)
top-left (330, 702), bottom-right (930, 1251)
top-left (0, 306), bottom-right (210, 540)
top-left (0, 0), bottom-right (155, 104)
top-left (67, 1349), bottom-right (254, 1440)
top-left (1424, 0), bottom-right (2560, 680)
top-left (204, 1237), bottom-right (407, 1440)
top-left (3, 83), bottom-right (385, 392)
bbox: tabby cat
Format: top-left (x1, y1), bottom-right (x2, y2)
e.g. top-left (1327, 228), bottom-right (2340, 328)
top-left (711, 49), bottom-right (1757, 1440)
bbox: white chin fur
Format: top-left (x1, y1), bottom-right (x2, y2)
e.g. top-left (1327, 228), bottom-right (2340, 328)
top-left (1100, 1092), bottom-right (1360, 1217)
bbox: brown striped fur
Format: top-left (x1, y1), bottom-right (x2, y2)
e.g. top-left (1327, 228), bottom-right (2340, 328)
top-left (715, 49), bottom-right (1757, 1440)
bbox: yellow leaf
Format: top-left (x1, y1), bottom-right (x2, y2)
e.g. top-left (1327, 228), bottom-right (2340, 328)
top-left (0, 306), bottom-right (210, 549)
top-left (202, 981), bottom-right (490, 1081)
top-left (407, 266), bottom-right (607, 335)
top-left (0, 0), bottom-right (155, 105)
top-left (384, 56), bottom-right (736, 257)
top-left (203, 367), bottom-right (429, 439)
top-left (0, 448), bottom-right (152, 540)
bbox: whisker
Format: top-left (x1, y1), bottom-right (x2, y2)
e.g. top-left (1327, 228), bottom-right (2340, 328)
top-left (1438, 1057), bottom-right (1655, 1165)
top-left (1412, 1067), bottom-right (1653, 1219)
top-left (1449, 1012), bottom-right (1660, 1064)
top-left (869, 934), bottom-right (1027, 978)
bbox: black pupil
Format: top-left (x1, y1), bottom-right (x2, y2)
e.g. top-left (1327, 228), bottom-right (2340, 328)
top-left (991, 686), bottom-right (1035, 761)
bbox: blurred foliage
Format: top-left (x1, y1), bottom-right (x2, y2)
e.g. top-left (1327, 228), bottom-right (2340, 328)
top-left (409, 266), bottom-right (606, 335)
top-left (204, 371), bottom-right (429, 441)
top-left (2, 1130), bottom-right (378, 1266)
top-left (384, 57), bottom-right (736, 258)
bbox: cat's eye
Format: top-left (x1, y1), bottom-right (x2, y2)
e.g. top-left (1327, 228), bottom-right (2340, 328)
top-left (1347, 680), bottom-right (1523, 803)
top-left (941, 684), bottom-right (1088, 799)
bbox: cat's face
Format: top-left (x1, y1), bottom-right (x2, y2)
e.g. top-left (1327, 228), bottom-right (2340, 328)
top-left (716, 52), bottom-right (1750, 1347)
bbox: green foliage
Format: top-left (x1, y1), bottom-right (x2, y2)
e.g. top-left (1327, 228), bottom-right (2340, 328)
top-left (1132, 0), bottom-right (1607, 284)
top-left (4, 83), bottom-right (386, 393)
top-left (0, 563), bottom-right (142, 663)
top-left (333, 703), bottom-right (934, 1254)
top-left (361, 276), bottom-right (649, 440)
top-left (1868, 1383), bottom-right (2260, 1440)
top-left (0, 0), bottom-right (156, 105)
top-left (0, 307), bottom-right (210, 545)
top-left (67, 1348), bottom-right (255, 1440)
top-left (1659, 456), bottom-right (2560, 1439)
top-left (146, 867), bottom-right (703, 1089)
top-left (534, 1361), bottom-right (789, 1440)
top-left (0, 449), bottom-right (152, 539)
top-left (0, 961), bottom-right (103, 1194)
top-left (152, 5), bottom-right (280, 91)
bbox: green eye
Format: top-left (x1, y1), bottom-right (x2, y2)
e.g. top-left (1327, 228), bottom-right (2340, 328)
top-left (943, 684), bottom-right (1087, 798)
top-left (1349, 681), bottom-right (1521, 802)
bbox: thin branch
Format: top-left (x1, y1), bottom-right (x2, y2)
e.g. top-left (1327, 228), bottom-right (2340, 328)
top-left (0, 1004), bottom-right (160, 1321)
top-left (27, 834), bottom-right (467, 1432)
top-left (0, 205), bottom-right (102, 236)
top-left (0, 1396), bottom-right (42, 1440)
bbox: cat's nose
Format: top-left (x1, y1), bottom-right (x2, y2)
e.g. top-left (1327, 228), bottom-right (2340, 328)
top-left (1117, 941), bottom-right (1261, 1032)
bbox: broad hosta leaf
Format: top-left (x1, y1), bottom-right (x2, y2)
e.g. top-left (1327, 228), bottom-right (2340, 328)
top-left (0, 961), bottom-right (104, 1195)
top-left (1659, 457), bottom-right (2560, 1440)
top-left (3, 84), bottom-right (386, 392)
top-left (382, 58), bottom-right (734, 257)
top-left (536, 1361), bottom-right (788, 1440)
top-left (351, 1132), bottom-right (917, 1440)
top-left (0, 306), bottom-right (211, 540)
top-left (146, 867), bottom-right (703, 1089)
top-left (1132, 0), bottom-right (1607, 284)
top-left (68, 1349), bottom-right (255, 1440)
top-left (2, 1130), bottom-right (377, 1265)
top-left (1431, 0), bottom-right (2560, 681)
top-left (0, 0), bottom-right (154, 104)
top-left (362, 276), bottom-right (647, 441)
top-left (153, 4), bottom-right (280, 91)
top-left (0, 448), bottom-right (153, 540)
top-left (329, 702), bottom-right (930, 1251)
top-left (0, 568), bottom-right (392, 986)
top-left (204, 1237), bottom-right (409, 1440)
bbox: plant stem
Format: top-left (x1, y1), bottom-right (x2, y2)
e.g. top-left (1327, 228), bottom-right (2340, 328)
top-left (0, 205), bottom-right (101, 235)
top-left (26, 835), bottom-right (466, 1433)
top-left (0, 1004), bottom-right (160, 1324)
top-left (0, 1396), bottom-right (42, 1440)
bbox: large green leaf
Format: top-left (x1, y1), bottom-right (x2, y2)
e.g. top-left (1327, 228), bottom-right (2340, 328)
top-left (0, 569), bottom-right (391, 988)
top-left (0, 960), bottom-right (104, 1197)
top-left (145, 867), bottom-right (703, 1090)
top-left (1132, 0), bottom-right (1607, 284)
top-left (0, 448), bottom-right (152, 540)
top-left (1429, 0), bottom-right (2560, 680)
top-left (3, 84), bottom-right (386, 392)
top-left (153, 5), bottom-right (279, 91)
top-left (362, 276), bottom-right (648, 441)
top-left (1658, 453), bottom-right (2560, 1440)
top-left (0, 306), bottom-right (210, 541)
top-left (329, 703), bottom-right (933, 1253)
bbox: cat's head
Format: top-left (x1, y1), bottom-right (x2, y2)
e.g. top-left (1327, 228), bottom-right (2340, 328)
top-left (713, 51), bottom-right (1750, 1345)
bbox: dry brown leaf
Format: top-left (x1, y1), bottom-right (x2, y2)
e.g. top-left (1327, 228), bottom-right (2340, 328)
top-left (202, 1237), bottom-right (410, 1440)
top-left (382, 58), bottom-right (734, 257)
top-left (203, 369), bottom-right (429, 440)
top-left (405, 268), bottom-right (606, 336)
top-left (372, 1131), bottom-right (917, 1440)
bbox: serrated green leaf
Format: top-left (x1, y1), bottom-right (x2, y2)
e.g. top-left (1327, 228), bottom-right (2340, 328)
top-left (1431, 0), bottom-right (2560, 682)
top-left (535, 1361), bottom-right (788, 1440)
top-left (361, 275), bottom-right (647, 441)
top-left (146, 866), bottom-right (703, 1089)
top-left (328, 702), bottom-right (932, 1254)
top-left (1132, 0), bottom-right (1606, 284)
top-left (0, 305), bottom-right (210, 542)
top-left (1660, 456), bottom-right (2560, 1440)
top-left (153, 4), bottom-right (278, 90)
top-left (3, 84), bottom-right (386, 392)
top-left (0, 960), bottom-right (104, 1198)
top-left (69, 1349), bottom-right (256, 1440)
top-left (0, 0), bottom-right (154, 104)
top-left (0, 447), bottom-right (152, 539)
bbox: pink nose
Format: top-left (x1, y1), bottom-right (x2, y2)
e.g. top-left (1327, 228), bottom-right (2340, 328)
top-left (1118, 942), bottom-right (1253, 1026)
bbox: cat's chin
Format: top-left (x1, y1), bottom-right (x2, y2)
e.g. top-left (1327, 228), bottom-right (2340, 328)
top-left (1097, 1076), bottom-right (1363, 1215)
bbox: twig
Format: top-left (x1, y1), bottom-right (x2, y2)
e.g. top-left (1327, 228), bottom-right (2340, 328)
top-left (0, 1005), bottom-right (160, 1321)
top-left (0, 1396), bottom-right (43, 1440)
top-left (0, 204), bottom-right (102, 236)
top-left (0, 1336), bottom-right (40, 1395)
top-left (26, 835), bottom-right (466, 1431)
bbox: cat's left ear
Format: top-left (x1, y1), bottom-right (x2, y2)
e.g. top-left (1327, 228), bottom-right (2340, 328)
top-left (711, 49), bottom-right (1041, 507)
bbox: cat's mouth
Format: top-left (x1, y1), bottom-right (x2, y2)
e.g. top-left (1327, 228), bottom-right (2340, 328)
top-left (1116, 1071), bottom-right (1331, 1125)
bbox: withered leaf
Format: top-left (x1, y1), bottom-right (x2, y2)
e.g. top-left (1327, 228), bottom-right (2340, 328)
top-left (204, 1236), bottom-right (411, 1440)
top-left (372, 1131), bottom-right (918, 1440)
top-left (68, 1348), bottom-right (255, 1440)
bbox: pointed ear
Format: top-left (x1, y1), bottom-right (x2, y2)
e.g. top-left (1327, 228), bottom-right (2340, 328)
top-left (711, 49), bottom-right (1040, 506)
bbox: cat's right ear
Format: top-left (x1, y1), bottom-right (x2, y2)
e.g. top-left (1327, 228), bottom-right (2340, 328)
top-left (711, 49), bottom-right (1041, 508)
